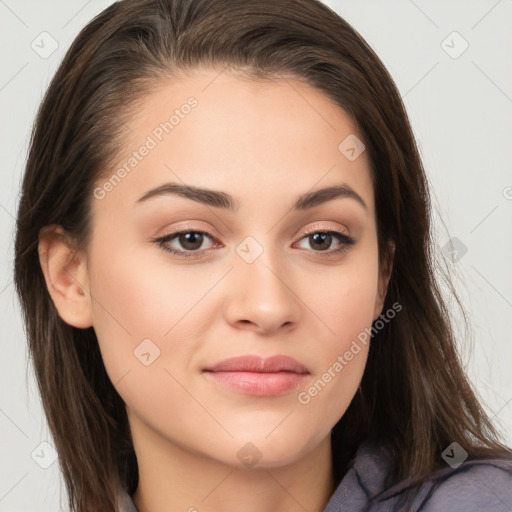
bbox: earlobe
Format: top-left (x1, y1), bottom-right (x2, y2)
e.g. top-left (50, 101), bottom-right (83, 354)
top-left (373, 241), bottom-right (395, 320)
top-left (38, 225), bottom-right (93, 329)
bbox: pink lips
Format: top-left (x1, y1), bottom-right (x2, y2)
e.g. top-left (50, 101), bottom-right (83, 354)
top-left (202, 355), bottom-right (309, 397)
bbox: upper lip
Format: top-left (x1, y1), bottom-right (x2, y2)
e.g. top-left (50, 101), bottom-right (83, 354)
top-left (203, 355), bottom-right (309, 374)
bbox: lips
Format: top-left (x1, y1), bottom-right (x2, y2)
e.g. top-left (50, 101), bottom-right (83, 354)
top-left (202, 355), bottom-right (309, 397)
top-left (203, 354), bottom-right (309, 374)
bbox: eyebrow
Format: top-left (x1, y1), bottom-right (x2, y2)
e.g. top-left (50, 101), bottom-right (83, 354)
top-left (134, 181), bottom-right (367, 211)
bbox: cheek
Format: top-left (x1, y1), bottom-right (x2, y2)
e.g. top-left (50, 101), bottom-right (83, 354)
top-left (317, 273), bottom-right (376, 381)
top-left (86, 233), bottom-right (188, 376)
top-left (87, 229), bottom-right (228, 393)
top-left (297, 283), bottom-right (374, 435)
top-left (310, 249), bottom-right (380, 351)
top-left (297, 247), bottom-right (378, 422)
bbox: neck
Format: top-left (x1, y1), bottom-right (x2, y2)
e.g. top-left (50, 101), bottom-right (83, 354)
top-left (130, 418), bottom-right (335, 512)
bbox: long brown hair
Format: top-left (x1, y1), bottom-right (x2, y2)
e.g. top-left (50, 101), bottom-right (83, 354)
top-left (14, 0), bottom-right (511, 510)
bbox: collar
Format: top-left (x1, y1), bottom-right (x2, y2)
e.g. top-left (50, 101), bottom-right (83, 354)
top-left (116, 441), bottom-right (395, 512)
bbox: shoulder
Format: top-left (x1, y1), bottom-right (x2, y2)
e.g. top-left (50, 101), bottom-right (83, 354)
top-left (414, 459), bottom-right (512, 512)
top-left (326, 441), bottom-right (512, 512)
top-left (374, 458), bottom-right (512, 512)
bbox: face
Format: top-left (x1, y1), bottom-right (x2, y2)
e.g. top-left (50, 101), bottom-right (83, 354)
top-left (78, 69), bottom-right (389, 468)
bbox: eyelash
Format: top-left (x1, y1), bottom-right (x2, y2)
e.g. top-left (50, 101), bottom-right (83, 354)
top-left (153, 226), bottom-right (356, 259)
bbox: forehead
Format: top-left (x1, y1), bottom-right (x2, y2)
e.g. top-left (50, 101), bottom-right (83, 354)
top-left (93, 68), bottom-right (374, 216)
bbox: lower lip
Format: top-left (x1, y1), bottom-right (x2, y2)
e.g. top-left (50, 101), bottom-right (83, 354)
top-left (203, 371), bottom-right (308, 396)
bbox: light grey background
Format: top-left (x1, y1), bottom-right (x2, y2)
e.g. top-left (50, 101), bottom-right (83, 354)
top-left (1, 0), bottom-right (511, 510)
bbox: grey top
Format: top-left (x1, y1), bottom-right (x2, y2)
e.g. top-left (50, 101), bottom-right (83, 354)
top-left (117, 441), bottom-right (512, 511)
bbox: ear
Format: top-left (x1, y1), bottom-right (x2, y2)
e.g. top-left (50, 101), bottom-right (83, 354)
top-left (38, 224), bottom-right (93, 329)
top-left (373, 241), bottom-right (395, 320)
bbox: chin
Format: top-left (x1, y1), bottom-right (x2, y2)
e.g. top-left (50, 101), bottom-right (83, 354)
top-left (220, 430), bottom-right (319, 469)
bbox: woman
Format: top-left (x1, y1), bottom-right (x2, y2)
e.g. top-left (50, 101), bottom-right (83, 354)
top-left (14, 0), bottom-right (512, 511)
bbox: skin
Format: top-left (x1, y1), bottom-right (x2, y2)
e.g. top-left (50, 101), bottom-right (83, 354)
top-left (39, 68), bottom-right (393, 512)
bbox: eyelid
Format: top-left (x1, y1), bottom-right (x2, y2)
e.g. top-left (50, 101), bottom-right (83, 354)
top-left (152, 219), bottom-right (357, 260)
top-left (157, 221), bottom-right (351, 245)
top-left (299, 222), bottom-right (350, 237)
top-left (157, 222), bottom-right (221, 240)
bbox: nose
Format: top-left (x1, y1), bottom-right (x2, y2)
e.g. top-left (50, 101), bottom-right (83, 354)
top-left (223, 242), bottom-right (302, 335)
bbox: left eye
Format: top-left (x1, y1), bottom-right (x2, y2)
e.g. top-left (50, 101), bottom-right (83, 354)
top-left (154, 229), bottom-right (355, 258)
